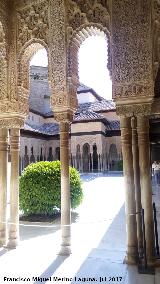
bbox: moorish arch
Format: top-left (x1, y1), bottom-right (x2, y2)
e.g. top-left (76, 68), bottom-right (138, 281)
top-left (67, 23), bottom-right (111, 101)
top-left (17, 39), bottom-right (50, 100)
top-left (83, 143), bottom-right (90, 172)
top-left (92, 143), bottom-right (98, 171)
top-left (55, 147), bottom-right (60, 161)
top-left (76, 144), bottom-right (81, 171)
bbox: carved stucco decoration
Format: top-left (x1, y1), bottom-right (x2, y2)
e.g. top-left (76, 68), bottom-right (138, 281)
top-left (116, 104), bottom-right (152, 117)
top-left (67, 0), bottom-right (110, 32)
top-left (0, 118), bottom-right (25, 129)
top-left (153, 1), bottom-right (160, 81)
top-left (112, 0), bottom-right (154, 100)
top-left (0, 87), bottom-right (29, 121)
top-left (0, 21), bottom-right (7, 101)
top-left (54, 111), bottom-right (74, 123)
top-left (16, 0), bottom-right (49, 51)
top-left (48, 0), bottom-right (78, 114)
top-left (113, 83), bottom-right (154, 99)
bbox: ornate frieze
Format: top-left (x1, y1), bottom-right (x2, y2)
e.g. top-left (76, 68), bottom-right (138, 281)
top-left (113, 83), bottom-right (153, 99)
top-left (0, 117), bottom-right (24, 129)
top-left (116, 103), bottom-right (152, 117)
top-left (0, 98), bottom-right (29, 118)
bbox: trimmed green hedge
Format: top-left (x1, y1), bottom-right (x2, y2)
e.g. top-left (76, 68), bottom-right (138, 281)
top-left (19, 161), bottom-right (83, 216)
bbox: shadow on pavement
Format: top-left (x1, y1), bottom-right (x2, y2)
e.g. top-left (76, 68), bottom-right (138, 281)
top-left (0, 248), bottom-right (8, 257)
top-left (69, 205), bottom-right (127, 284)
top-left (33, 255), bottom-right (68, 284)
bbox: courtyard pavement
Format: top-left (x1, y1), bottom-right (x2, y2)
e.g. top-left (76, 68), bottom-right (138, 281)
top-left (0, 173), bottom-right (160, 284)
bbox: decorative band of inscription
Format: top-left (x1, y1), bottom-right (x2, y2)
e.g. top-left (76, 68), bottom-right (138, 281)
top-left (113, 83), bottom-right (153, 99)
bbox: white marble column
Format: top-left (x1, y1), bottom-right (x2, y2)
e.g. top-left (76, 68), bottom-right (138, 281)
top-left (0, 129), bottom-right (8, 247)
top-left (7, 129), bottom-right (20, 248)
top-left (131, 117), bottom-right (143, 257)
top-left (59, 122), bottom-right (71, 255)
top-left (120, 116), bottom-right (138, 264)
top-left (137, 116), bottom-right (155, 265)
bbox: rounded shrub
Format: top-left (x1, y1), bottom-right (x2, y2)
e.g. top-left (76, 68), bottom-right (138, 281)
top-left (19, 161), bottom-right (83, 216)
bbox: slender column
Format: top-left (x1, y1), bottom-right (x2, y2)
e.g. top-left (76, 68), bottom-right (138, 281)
top-left (88, 154), bottom-right (90, 172)
top-left (98, 154), bottom-right (100, 172)
top-left (59, 122), bottom-right (71, 255)
top-left (137, 116), bottom-right (155, 264)
top-left (7, 129), bottom-right (20, 248)
top-left (120, 116), bottom-right (138, 264)
top-left (92, 154), bottom-right (94, 172)
top-left (131, 117), bottom-right (143, 257)
top-left (0, 129), bottom-right (8, 247)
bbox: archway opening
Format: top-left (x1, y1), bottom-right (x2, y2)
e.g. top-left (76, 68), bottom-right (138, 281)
top-left (93, 144), bottom-right (98, 171)
top-left (108, 144), bottom-right (118, 170)
top-left (78, 34), bottom-right (112, 100)
top-left (83, 143), bottom-right (90, 172)
top-left (55, 147), bottom-right (60, 161)
top-left (20, 45), bottom-right (50, 171)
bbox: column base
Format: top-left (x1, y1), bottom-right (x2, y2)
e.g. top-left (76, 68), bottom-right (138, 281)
top-left (146, 256), bottom-right (156, 267)
top-left (138, 244), bottom-right (144, 258)
top-left (124, 253), bottom-right (138, 265)
top-left (58, 245), bottom-right (71, 256)
top-left (7, 238), bottom-right (18, 249)
top-left (0, 240), bottom-right (5, 247)
top-left (0, 231), bottom-right (7, 247)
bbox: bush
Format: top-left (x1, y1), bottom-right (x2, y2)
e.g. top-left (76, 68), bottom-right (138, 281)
top-left (19, 161), bottom-right (83, 216)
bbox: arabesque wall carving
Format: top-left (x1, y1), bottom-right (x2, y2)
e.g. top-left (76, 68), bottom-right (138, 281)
top-left (153, 1), bottom-right (160, 77)
top-left (112, 0), bottom-right (154, 100)
top-left (0, 22), bottom-right (7, 101)
top-left (67, 0), bottom-right (110, 32)
top-left (15, 0), bottom-right (49, 51)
